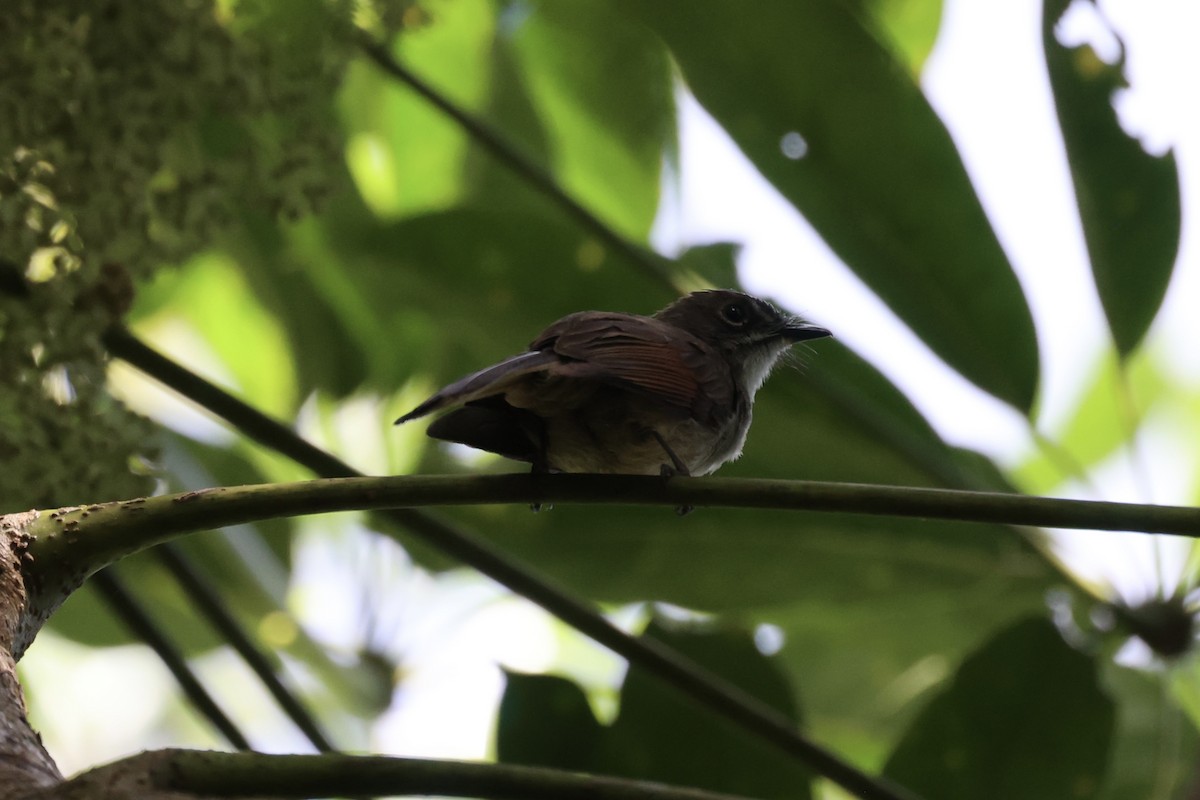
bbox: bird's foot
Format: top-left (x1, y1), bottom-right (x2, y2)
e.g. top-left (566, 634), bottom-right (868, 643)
top-left (650, 431), bottom-right (690, 477)
top-left (650, 435), bottom-right (693, 515)
top-left (530, 460), bottom-right (552, 513)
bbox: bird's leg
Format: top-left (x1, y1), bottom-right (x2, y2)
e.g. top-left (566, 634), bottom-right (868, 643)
top-left (650, 431), bottom-right (690, 477)
top-left (529, 427), bottom-right (552, 513)
top-left (649, 431), bottom-right (694, 516)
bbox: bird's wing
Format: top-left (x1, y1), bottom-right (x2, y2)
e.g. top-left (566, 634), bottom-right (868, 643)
top-left (394, 349), bottom-right (561, 423)
top-left (533, 312), bottom-right (734, 421)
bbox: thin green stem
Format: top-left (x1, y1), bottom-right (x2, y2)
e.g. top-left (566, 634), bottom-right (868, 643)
top-left (91, 569), bottom-right (252, 751)
top-left (30, 476), bottom-right (1200, 576)
top-left (153, 544), bottom-right (335, 753)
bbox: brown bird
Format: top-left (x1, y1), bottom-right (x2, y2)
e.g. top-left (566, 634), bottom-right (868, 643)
top-left (396, 290), bottom-right (830, 476)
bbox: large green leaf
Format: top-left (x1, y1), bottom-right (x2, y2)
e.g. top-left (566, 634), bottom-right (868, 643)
top-left (1099, 663), bottom-right (1199, 800)
top-left (501, 0), bottom-right (674, 241)
top-left (1042, 0), bottom-right (1182, 358)
top-left (338, 0), bottom-right (496, 219)
top-left (498, 619), bottom-right (812, 799)
top-left (624, 0), bottom-right (1039, 412)
top-left (762, 586), bottom-right (1049, 770)
top-left (884, 617), bottom-right (1114, 799)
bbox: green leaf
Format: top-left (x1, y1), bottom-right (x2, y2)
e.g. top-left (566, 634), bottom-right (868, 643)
top-left (1042, 0), bottom-right (1182, 358)
top-left (314, 204), bottom-right (670, 390)
top-left (1099, 663), bottom-right (1199, 800)
top-left (624, 0), bottom-right (1039, 411)
top-left (884, 617), bottom-right (1114, 799)
top-left (1012, 349), bottom-right (1166, 493)
top-left (132, 250), bottom-right (298, 418)
top-left (497, 619), bottom-right (812, 799)
top-left (497, 671), bottom-right (605, 771)
top-left (863, 0), bottom-right (946, 74)
top-left (674, 243), bottom-right (742, 292)
top-left (502, 0), bottom-right (674, 241)
top-left (338, 0), bottom-right (496, 218)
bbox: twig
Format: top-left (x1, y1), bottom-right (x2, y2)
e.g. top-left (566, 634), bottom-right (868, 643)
top-left (91, 569), bottom-right (252, 751)
top-left (153, 544), bottom-right (335, 753)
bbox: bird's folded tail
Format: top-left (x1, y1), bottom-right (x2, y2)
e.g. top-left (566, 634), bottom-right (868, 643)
top-left (394, 350), bottom-right (559, 424)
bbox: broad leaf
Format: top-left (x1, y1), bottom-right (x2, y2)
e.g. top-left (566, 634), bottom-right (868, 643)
top-left (502, 0), bottom-right (673, 241)
top-left (1042, 0), bottom-right (1182, 357)
top-left (884, 617), bottom-right (1114, 799)
top-left (624, 0), bottom-right (1039, 411)
top-left (498, 619), bottom-right (813, 799)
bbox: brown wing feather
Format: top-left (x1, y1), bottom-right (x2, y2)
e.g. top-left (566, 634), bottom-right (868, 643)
top-left (395, 350), bottom-right (560, 423)
top-left (534, 312), bottom-right (733, 420)
top-left (399, 310), bottom-right (736, 428)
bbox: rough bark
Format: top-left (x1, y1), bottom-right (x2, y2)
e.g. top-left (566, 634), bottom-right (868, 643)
top-left (0, 511), bottom-right (63, 797)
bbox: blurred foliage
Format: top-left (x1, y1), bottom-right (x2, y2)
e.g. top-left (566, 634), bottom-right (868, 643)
top-left (3, 0), bottom-right (1197, 798)
top-left (883, 617), bottom-right (1114, 800)
top-left (498, 618), bottom-right (813, 799)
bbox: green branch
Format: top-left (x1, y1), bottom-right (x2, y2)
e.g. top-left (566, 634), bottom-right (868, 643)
top-left (29, 475), bottom-right (1200, 583)
top-left (71, 749), bottom-right (775, 800)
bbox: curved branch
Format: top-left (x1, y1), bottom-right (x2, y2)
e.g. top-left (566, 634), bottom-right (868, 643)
top-left (18, 472), bottom-right (1198, 797)
top-left (59, 749), bottom-right (778, 800)
top-left (29, 475), bottom-right (1200, 584)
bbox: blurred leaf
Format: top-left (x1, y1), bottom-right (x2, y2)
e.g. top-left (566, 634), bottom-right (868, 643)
top-left (132, 251), bottom-right (298, 418)
top-left (498, 671), bottom-right (605, 770)
top-left (624, 0), bottom-right (1039, 411)
top-left (498, 619), bottom-right (812, 799)
top-left (863, 0), bottom-right (945, 73)
top-left (765, 580), bottom-right (1048, 769)
top-left (48, 580), bottom-right (149, 650)
top-left (674, 242), bottom-right (742, 291)
top-left (50, 554), bottom-right (224, 652)
top-left (314, 204), bottom-right (669, 390)
top-left (1042, 0), bottom-right (1182, 358)
top-left (884, 617), bottom-right (1114, 800)
top-left (1013, 349), bottom-right (1165, 493)
top-left (46, 431), bottom-right (292, 653)
top-left (1099, 662), bottom-right (1199, 800)
top-left (502, 0), bottom-right (674, 241)
top-left (339, 0), bottom-right (496, 218)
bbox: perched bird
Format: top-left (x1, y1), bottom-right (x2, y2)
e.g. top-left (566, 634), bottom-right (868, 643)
top-left (396, 290), bottom-right (830, 476)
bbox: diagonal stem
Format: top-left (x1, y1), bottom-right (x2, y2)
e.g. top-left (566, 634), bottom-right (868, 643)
top-left (91, 568), bottom-right (252, 751)
top-left (355, 36), bottom-right (680, 294)
top-left (153, 543), bottom-right (335, 753)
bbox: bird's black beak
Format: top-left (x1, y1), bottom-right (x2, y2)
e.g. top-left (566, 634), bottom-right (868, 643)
top-left (782, 321), bottom-right (832, 342)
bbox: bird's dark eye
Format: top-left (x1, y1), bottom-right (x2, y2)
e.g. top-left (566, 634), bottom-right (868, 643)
top-left (720, 302), bottom-right (748, 327)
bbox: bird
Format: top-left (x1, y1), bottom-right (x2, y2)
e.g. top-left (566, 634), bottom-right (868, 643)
top-left (395, 290), bottom-right (830, 476)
